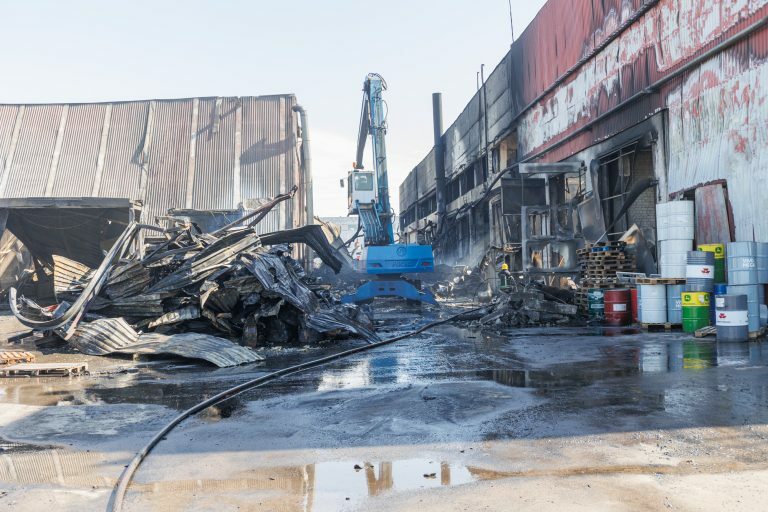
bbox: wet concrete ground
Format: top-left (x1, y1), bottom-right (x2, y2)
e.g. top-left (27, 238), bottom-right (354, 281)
top-left (1, 310), bottom-right (768, 511)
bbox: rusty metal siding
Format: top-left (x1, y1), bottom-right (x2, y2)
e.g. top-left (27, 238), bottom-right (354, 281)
top-left (192, 97), bottom-right (237, 210)
top-left (99, 102), bottom-right (147, 199)
top-left (666, 26), bottom-right (768, 241)
top-left (52, 104), bottom-right (105, 196)
top-left (516, 0), bottom-right (768, 161)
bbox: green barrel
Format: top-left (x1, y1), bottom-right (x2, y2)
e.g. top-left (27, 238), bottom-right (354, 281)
top-left (682, 291), bottom-right (710, 332)
top-left (698, 244), bottom-right (726, 283)
top-left (587, 288), bottom-right (604, 321)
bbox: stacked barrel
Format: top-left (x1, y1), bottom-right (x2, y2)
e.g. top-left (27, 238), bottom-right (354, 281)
top-left (651, 199), bottom-right (768, 339)
top-left (726, 242), bottom-right (766, 336)
top-left (656, 201), bottom-right (694, 278)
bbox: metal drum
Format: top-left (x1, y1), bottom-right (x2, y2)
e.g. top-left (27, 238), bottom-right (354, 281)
top-left (715, 294), bottom-right (749, 342)
top-left (727, 241), bottom-right (758, 285)
top-left (757, 242), bottom-right (768, 284)
top-left (698, 243), bottom-right (726, 283)
top-left (682, 290), bottom-right (710, 333)
top-left (639, 284), bottom-right (667, 324)
top-left (726, 284), bottom-right (762, 333)
top-left (713, 283), bottom-right (728, 324)
top-left (656, 201), bottom-right (694, 241)
top-left (604, 289), bottom-right (631, 326)
top-left (666, 284), bottom-right (684, 324)
top-left (587, 288), bottom-right (605, 322)
top-left (686, 251), bottom-right (715, 293)
top-left (630, 287), bottom-right (639, 324)
top-left (659, 239), bottom-right (693, 278)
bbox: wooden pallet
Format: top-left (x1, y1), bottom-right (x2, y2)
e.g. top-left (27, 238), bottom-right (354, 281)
top-left (581, 280), bottom-right (620, 289)
top-left (635, 277), bottom-right (686, 285)
top-left (694, 326), bottom-right (717, 338)
top-left (585, 251), bottom-right (631, 259)
top-left (0, 362), bottom-right (88, 377)
top-left (0, 351), bottom-right (36, 365)
top-left (694, 326), bottom-right (765, 339)
top-left (641, 322), bottom-right (681, 332)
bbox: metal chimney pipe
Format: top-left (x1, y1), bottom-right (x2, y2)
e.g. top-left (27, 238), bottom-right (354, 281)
top-left (432, 93), bottom-right (446, 233)
top-left (292, 105), bottom-right (314, 226)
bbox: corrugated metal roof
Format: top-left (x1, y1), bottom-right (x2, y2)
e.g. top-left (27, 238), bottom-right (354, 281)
top-left (0, 95), bottom-right (304, 231)
top-left (70, 317), bottom-right (264, 367)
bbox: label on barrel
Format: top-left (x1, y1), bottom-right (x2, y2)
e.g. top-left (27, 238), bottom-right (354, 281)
top-left (590, 304), bottom-right (605, 310)
top-left (716, 310), bottom-right (748, 327)
top-left (734, 257), bottom-right (756, 269)
top-left (682, 292), bottom-right (710, 306)
top-left (699, 244), bottom-right (725, 259)
top-left (674, 299), bottom-right (682, 308)
top-left (613, 304), bottom-right (627, 312)
top-left (686, 264), bottom-right (714, 278)
top-left (715, 297), bottom-right (725, 308)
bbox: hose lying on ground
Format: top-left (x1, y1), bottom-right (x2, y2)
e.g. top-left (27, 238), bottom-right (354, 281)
top-left (109, 306), bottom-right (484, 512)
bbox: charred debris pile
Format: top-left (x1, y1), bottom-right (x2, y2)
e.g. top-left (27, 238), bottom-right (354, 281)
top-left (8, 201), bottom-right (377, 366)
top-left (427, 263), bottom-right (581, 329)
top-left (473, 286), bottom-right (580, 328)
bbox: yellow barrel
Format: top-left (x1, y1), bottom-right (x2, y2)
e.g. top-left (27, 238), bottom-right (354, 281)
top-left (698, 243), bottom-right (725, 283)
top-left (682, 291), bottom-right (710, 332)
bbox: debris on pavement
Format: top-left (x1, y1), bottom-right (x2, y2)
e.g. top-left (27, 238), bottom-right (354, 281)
top-left (473, 285), bottom-right (580, 329)
top-left (6, 190), bottom-right (378, 366)
top-left (0, 351), bottom-right (36, 365)
top-left (0, 362), bottom-right (88, 377)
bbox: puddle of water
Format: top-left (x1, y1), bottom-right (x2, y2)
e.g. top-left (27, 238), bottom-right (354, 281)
top-left (130, 458), bottom-right (479, 511)
top-left (311, 459), bottom-right (475, 510)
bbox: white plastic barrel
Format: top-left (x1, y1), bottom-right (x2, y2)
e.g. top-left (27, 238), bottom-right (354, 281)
top-left (639, 284), bottom-right (667, 324)
top-left (656, 201), bottom-right (694, 241)
top-left (659, 239), bottom-right (693, 278)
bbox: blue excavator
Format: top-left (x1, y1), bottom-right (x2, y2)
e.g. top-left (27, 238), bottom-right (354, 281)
top-left (341, 73), bottom-right (436, 305)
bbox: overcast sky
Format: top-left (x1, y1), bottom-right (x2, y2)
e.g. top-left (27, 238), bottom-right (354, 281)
top-left (0, 0), bottom-right (547, 217)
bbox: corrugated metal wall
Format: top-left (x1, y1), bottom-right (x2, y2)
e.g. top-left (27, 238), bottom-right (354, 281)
top-left (0, 95), bottom-right (304, 231)
top-left (401, 0), bottom-right (768, 242)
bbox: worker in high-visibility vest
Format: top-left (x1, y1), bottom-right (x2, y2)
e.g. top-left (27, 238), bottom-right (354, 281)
top-left (498, 262), bottom-right (511, 288)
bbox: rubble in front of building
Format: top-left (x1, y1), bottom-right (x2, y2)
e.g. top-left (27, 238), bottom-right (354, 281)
top-left (2, 193), bottom-right (377, 368)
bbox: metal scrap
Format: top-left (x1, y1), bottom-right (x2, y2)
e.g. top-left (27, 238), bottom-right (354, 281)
top-left (69, 317), bottom-right (262, 367)
top-left (8, 190), bottom-right (377, 365)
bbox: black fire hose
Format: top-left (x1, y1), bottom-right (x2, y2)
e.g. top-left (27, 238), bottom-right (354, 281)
top-left (109, 305), bottom-right (485, 512)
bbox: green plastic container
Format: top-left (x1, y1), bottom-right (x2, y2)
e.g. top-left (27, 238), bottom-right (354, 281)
top-left (588, 288), bottom-right (604, 321)
top-left (682, 291), bottom-right (710, 333)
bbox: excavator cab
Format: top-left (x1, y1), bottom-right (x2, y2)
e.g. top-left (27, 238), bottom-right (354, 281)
top-left (347, 169), bottom-right (376, 214)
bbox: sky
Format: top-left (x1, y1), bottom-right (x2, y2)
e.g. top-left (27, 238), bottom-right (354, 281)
top-left (0, 0), bottom-right (547, 217)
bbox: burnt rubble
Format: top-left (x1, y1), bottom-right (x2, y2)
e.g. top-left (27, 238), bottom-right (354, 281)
top-left (471, 285), bottom-right (581, 329)
top-left (8, 213), bottom-right (378, 365)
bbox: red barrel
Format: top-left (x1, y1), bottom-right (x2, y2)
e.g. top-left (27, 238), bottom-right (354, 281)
top-left (630, 287), bottom-right (639, 323)
top-left (605, 289), bottom-right (631, 326)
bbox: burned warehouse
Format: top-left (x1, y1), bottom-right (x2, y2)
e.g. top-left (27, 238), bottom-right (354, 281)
top-left (2, 1), bottom-right (768, 510)
top-left (399, 0), bottom-right (768, 285)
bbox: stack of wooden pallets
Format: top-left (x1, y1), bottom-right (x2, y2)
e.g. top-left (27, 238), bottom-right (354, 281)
top-left (578, 242), bottom-right (636, 281)
top-left (576, 242), bottom-right (637, 312)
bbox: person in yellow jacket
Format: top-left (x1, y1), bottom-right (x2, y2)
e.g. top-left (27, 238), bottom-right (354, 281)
top-left (498, 262), bottom-right (511, 288)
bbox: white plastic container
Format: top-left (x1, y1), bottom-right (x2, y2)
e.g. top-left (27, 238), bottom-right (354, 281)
top-left (656, 201), bottom-right (694, 241)
top-left (659, 239), bottom-right (693, 278)
top-left (639, 284), bottom-right (667, 324)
